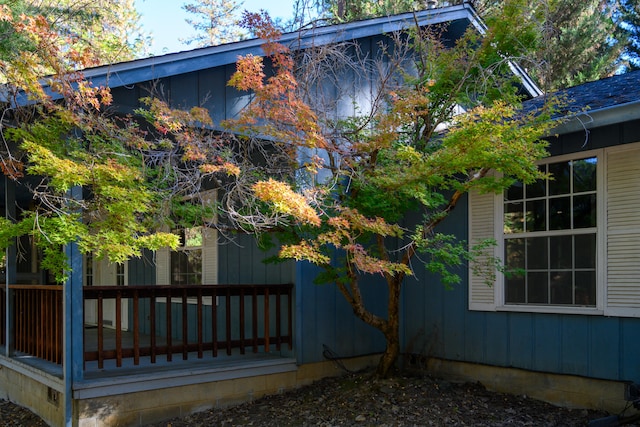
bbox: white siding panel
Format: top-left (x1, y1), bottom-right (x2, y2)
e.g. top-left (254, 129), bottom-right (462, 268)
top-left (606, 148), bottom-right (640, 316)
top-left (468, 189), bottom-right (497, 311)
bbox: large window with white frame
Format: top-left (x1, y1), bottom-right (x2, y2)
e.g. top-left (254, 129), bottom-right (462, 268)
top-left (503, 155), bottom-right (598, 307)
top-left (470, 143), bottom-right (640, 316)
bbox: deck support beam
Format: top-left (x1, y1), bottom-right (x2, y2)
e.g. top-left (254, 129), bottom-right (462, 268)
top-left (64, 185), bottom-right (84, 427)
top-left (4, 176), bottom-right (16, 357)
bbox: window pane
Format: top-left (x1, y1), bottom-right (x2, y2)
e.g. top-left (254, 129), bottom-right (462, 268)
top-left (550, 235), bottom-right (572, 269)
top-left (527, 237), bottom-right (548, 270)
top-left (575, 271), bottom-right (596, 306)
top-left (184, 227), bottom-right (203, 247)
top-left (505, 238), bottom-right (525, 269)
top-left (171, 252), bottom-right (182, 283)
top-left (549, 161), bottom-right (570, 195)
top-left (549, 197), bottom-right (570, 230)
top-left (575, 234), bottom-right (596, 269)
top-left (526, 199), bottom-right (546, 232)
top-left (185, 250), bottom-right (202, 276)
top-left (550, 271), bottom-right (572, 304)
top-left (527, 272), bottom-right (548, 304)
top-left (526, 165), bottom-right (546, 198)
top-left (505, 181), bottom-right (523, 201)
top-left (171, 250), bottom-right (202, 285)
top-left (573, 158), bottom-right (597, 193)
top-left (504, 202), bottom-right (524, 234)
top-left (116, 264), bottom-right (125, 286)
top-left (506, 276), bottom-right (525, 304)
top-left (573, 194), bottom-right (596, 228)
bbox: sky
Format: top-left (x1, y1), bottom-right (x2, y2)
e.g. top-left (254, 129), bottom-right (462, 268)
top-left (135, 0), bottom-right (297, 55)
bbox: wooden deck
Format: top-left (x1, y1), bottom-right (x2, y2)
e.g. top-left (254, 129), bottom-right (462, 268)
top-left (82, 325), bottom-right (293, 379)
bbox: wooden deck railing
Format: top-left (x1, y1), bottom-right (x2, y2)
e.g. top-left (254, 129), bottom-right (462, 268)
top-left (1, 283), bottom-right (293, 370)
top-left (0, 286), bottom-right (5, 347)
top-left (83, 284), bottom-right (293, 369)
top-left (11, 284), bottom-right (63, 364)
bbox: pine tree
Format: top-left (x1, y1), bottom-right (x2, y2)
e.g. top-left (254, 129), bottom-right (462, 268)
top-left (619, 0), bottom-right (640, 70)
top-left (0, 0), bottom-right (149, 64)
top-left (306, 0), bottom-right (626, 90)
top-left (473, 0), bottom-right (625, 90)
top-left (181, 0), bottom-right (246, 47)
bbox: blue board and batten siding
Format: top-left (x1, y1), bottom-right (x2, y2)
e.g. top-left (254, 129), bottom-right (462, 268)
top-left (108, 30), bottom-right (417, 366)
top-left (402, 120), bottom-right (640, 384)
top-left (295, 260), bottom-right (388, 365)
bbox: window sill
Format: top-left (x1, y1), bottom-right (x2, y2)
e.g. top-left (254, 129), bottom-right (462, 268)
top-left (496, 304), bottom-right (603, 316)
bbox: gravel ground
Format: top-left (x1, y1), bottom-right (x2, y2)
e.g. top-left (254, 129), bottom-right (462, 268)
top-left (148, 370), bottom-right (619, 427)
top-left (0, 399), bottom-right (47, 427)
top-left (0, 370), bottom-right (632, 426)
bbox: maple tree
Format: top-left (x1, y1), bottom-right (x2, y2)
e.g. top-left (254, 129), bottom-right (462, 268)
top-left (0, 8), bottom-right (236, 281)
top-left (221, 6), bottom-right (560, 377)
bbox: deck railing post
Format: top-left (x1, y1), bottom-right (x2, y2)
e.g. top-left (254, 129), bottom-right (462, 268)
top-left (239, 288), bottom-right (245, 354)
top-left (115, 290), bottom-right (122, 367)
top-left (181, 289), bottom-right (187, 360)
top-left (263, 288), bottom-right (270, 353)
top-left (133, 289), bottom-right (140, 365)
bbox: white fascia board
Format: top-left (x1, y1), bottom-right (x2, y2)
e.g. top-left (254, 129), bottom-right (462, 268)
top-left (80, 4), bottom-right (478, 90)
top-left (551, 100), bottom-right (640, 135)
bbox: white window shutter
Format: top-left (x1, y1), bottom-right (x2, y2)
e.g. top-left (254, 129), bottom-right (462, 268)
top-left (155, 247), bottom-right (170, 285)
top-left (202, 227), bottom-right (218, 285)
top-left (201, 190), bottom-right (218, 285)
top-left (605, 146), bottom-right (640, 317)
top-left (468, 188), bottom-right (498, 311)
top-left (101, 261), bottom-right (116, 286)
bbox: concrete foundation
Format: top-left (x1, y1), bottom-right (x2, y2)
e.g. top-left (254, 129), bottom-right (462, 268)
top-left (0, 353), bottom-right (380, 427)
top-left (74, 354), bottom-right (380, 427)
top-left (0, 358), bottom-right (65, 426)
top-left (424, 357), bottom-right (635, 415)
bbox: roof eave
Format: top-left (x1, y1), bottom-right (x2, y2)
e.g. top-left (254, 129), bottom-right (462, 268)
top-left (551, 100), bottom-right (640, 136)
top-left (81, 3), bottom-right (484, 90)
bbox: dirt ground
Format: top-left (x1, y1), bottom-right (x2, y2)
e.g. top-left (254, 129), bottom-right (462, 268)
top-left (1, 370), bottom-right (634, 426)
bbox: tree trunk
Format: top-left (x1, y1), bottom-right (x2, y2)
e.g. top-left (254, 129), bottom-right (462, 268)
top-left (376, 275), bottom-right (402, 378)
top-left (335, 272), bottom-right (403, 378)
top-left (376, 322), bottom-right (400, 378)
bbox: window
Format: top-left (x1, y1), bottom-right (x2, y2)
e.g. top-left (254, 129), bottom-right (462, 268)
top-left (503, 157), bottom-right (597, 307)
top-left (156, 222), bottom-right (217, 290)
top-left (116, 263), bottom-right (125, 286)
top-left (170, 227), bottom-right (203, 285)
top-left (470, 143), bottom-right (640, 316)
top-left (85, 253), bottom-right (94, 286)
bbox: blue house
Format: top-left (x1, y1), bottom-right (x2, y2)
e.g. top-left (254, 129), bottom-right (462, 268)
top-left (0, 4), bottom-right (510, 426)
top-left (403, 70), bottom-right (640, 413)
top-left (3, 2), bottom-right (637, 425)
